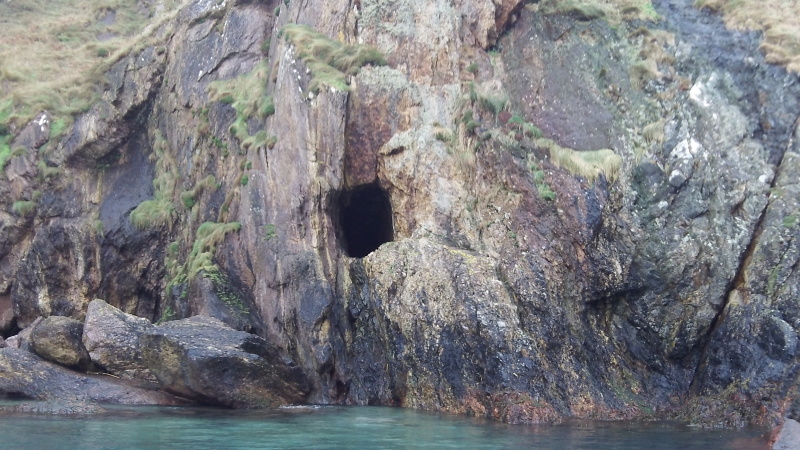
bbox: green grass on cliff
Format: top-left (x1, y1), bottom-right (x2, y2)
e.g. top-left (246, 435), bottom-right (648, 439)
top-left (281, 24), bottom-right (387, 93)
top-left (130, 130), bottom-right (178, 230)
top-left (695, 0), bottom-right (800, 72)
top-left (207, 61), bottom-right (275, 147)
top-left (0, 0), bottom-right (184, 136)
top-left (531, 0), bottom-right (660, 23)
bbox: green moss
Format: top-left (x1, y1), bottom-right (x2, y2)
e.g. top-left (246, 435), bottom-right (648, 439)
top-left (282, 24), bottom-right (387, 94)
top-left (466, 62), bottom-right (478, 73)
top-left (11, 200), bottom-right (37, 217)
top-left (240, 174), bottom-right (249, 186)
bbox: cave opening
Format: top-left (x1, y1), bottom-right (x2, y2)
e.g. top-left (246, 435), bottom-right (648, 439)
top-left (337, 183), bottom-right (394, 258)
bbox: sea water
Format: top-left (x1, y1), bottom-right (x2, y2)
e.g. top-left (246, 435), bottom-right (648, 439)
top-left (0, 402), bottom-right (770, 449)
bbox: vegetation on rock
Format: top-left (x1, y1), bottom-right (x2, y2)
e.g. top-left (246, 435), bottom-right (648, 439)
top-left (281, 24), bottom-right (387, 93)
top-left (0, 0), bottom-right (185, 134)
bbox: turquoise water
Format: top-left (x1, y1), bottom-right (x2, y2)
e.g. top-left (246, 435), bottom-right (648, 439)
top-left (0, 402), bottom-right (769, 449)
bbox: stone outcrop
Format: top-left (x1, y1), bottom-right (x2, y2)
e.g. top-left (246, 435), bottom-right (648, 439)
top-left (29, 316), bottom-right (91, 371)
top-left (0, 0), bottom-right (797, 432)
top-left (141, 315), bottom-right (311, 408)
top-left (0, 348), bottom-right (184, 405)
top-left (82, 299), bottom-right (156, 381)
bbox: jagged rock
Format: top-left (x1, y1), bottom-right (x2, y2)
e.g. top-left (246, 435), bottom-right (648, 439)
top-left (141, 316), bottom-right (311, 408)
top-left (0, 348), bottom-right (185, 405)
top-left (82, 299), bottom-right (156, 381)
top-left (29, 316), bottom-right (91, 371)
top-left (773, 419), bottom-right (800, 450)
top-left (0, 400), bottom-right (107, 415)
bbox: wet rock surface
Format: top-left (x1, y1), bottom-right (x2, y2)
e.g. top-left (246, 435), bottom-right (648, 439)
top-left (0, 348), bottom-right (184, 405)
top-left (141, 316), bottom-right (312, 408)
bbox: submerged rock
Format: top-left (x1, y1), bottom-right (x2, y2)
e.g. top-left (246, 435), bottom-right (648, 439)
top-left (141, 316), bottom-right (312, 408)
top-left (30, 316), bottom-right (91, 371)
top-left (0, 348), bottom-right (185, 405)
top-left (0, 400), bottom-right (107, 415)
top-left (82, 299), bottom-right (156, 381)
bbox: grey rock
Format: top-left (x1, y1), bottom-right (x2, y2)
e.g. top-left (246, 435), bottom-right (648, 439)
top-left (773, 419), bottom-right (800, 450)
top-left (30, 316), bottom-right (91, 371)
top-left (0, 348), bottom-right (185, 405)
top-left (82, 299), bottom-right (156, 381)
top-left (141, 315), bottom-right (311, 408)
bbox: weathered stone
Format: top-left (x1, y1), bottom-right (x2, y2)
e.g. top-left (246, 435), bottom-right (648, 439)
top-left (82, 299), bottom-right (156, 381)
top-left (0, 348), bottom-right (185, 405)
top-left (0, 336), bottom-right (5, 348)
top-left (141, 316), bottom-right (311, 408)
top-left (773, 418), bottom-right (800, 450)
top-left (30, 316), bottom-right (91, 371)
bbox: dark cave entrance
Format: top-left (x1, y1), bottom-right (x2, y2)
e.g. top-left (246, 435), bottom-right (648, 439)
top-left (337, 183), bottom-right (394, 258)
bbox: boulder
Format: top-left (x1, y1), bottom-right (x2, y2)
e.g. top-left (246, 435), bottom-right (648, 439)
top-left (141, 316), bottom-right (311, 408)
top-left (82, 299), bottom-right (156, 381)
top-left (773, 418), bottom-right (800, 450)
top-left (30, 316), bottom-right (91, 371)
top-left (0, 348), bottom-right (186, 405)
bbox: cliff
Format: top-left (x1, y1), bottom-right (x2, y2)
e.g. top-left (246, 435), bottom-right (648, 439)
top-left (1, 0), bottom-right (798, 429)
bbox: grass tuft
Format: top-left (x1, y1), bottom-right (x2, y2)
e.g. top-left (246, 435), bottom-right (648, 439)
top-left (11, 200), bottom-right (37, 217)
top-left (0, 0), bottom-right (185, 130)
top-left (536, 138), bottom-right (623, 182)
top-left (282, 24), bottom-right (387, 93)
top-left (208, 60), bottom-right (275, 146)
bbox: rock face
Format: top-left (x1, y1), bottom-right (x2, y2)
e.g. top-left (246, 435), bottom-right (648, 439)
top-left (141, 316), bottom-right (312, 408)
top-left (82, 299), bottom-right (155, 381)
top-left (0, 348), bottom-right (183, 405)
top-left (0, 0), bottom-right (798, 429)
